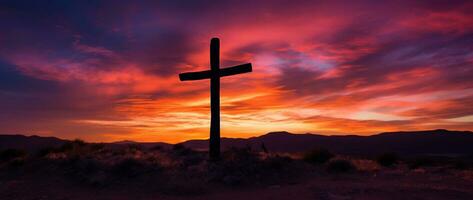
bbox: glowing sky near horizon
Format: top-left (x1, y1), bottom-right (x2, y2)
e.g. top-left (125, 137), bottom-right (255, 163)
top-left (1, 0), bottom-right (473, 143)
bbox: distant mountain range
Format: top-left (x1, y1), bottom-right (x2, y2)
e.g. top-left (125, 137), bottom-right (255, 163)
top-left (0, 134), bottom-right (66, 152)
top-left (182, 129), bottom-right (473, 156)
top-left (1, 129), bottom-right (473, 156)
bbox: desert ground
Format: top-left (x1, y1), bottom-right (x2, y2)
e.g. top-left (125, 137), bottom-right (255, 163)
top-left (1, 140), bottom-right (472, 200)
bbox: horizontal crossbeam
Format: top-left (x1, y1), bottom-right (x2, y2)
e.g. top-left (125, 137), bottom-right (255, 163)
top-left (179, 70), bottom-right (211, 81)
top-left (220, 63), bottom-right (252, 77)
top-left (179, 63), bottom-right (252, 81)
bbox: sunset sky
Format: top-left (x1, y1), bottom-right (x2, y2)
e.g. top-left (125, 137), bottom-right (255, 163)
top-left (1, 1), bottom-right (473, 142)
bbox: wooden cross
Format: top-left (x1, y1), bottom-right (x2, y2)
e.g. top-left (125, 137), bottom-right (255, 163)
top-left (179, 38), bottom-right (252, 160)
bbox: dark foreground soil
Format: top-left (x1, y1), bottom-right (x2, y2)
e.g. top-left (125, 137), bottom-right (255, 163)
top-left (2, 166), bottom-right (473, 200)
top-left (1, 142), bottom-right (472, 199)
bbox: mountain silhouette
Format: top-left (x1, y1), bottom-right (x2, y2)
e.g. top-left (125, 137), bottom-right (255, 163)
top-left (1, 129), bottom-right (472, 156)
top-left (110, 140), bottom-right (172, 149)
top-left (0, 134), bottom-right (66, 151)
top-left (181, 129), bottom-right (473, 156)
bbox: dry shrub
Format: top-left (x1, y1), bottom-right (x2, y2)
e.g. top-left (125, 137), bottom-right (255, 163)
top-left (303, 148), bottom-right (334, 165)
top-left (352, 159), bottom-right (380, 171)
top-left (208, 147), bottom-right (299, 186)
top-left (326, 159), bottom-right (356, 173)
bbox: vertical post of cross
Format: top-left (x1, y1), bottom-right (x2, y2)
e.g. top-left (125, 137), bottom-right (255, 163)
top-left (209, 38), bottom-right (220, 160)
top-left (179, 38), bottom-right (252, 161)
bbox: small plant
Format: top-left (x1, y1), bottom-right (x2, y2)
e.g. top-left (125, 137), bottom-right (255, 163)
top-left (326, 159), bottom-right (356, 173)
top-left (303, 148), bottom-right (334, 165)
top-left (376, 153), bottom-right (399, 167)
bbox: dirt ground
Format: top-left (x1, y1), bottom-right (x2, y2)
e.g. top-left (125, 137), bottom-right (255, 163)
top-left (2, 168), bottom-right (473, 200)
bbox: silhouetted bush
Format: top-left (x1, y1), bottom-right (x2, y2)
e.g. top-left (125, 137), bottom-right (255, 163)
top-left (111, 158), bottom-right (157, 179)
top-left (326, 159), bottom-right (356, 173)
top-left (408, 157), bottom-right (436, 169)
top-left (172, 144), bottom-right (194, 156)
top-left (151, 145), bottom-right (163, 151)
top-left (264, 155), bottom-right (293, 170)
top-left (72, 158), bottom-right (102, 174)
top-left (0, 149), bottom-right (27, 162)
top-left (37, 147), bottom-right (54, 157)
top-left (222, 147), bottom-right (256, 162)
top-left (72, 139), bottom-right (86, 146)
top-left (376, 153), bottom-right (399, 167)
top-left (127, 144), bottom-right (142, 151)
top-left (64, 157), bottom-right (106, 185)
top-left (303, 148), bottom-right (334, 165)
top-left (56, 139), bottom-right (87, 154)
top-left (180, 152), bottom-right (205, 167)
top-left (90, 143), bottom-right (105, 152)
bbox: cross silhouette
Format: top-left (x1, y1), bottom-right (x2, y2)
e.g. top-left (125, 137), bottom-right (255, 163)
top-left (179, 38), bottom-right (252, 160)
